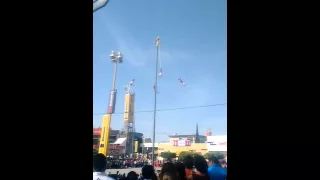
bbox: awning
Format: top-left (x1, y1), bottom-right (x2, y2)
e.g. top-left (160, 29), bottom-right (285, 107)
top-left (112, 138), bottom-right (127, 146)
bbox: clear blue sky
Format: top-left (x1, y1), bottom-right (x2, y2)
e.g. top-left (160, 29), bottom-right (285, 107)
top-left (93, 0), bottom-right (226, 142)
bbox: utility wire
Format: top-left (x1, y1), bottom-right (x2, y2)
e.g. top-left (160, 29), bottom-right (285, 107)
top-left (93, 103), bottom-right (227, 116)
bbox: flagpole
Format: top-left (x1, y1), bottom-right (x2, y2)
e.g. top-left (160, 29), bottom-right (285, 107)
top-left (152, 37), bottom-right (159, 167)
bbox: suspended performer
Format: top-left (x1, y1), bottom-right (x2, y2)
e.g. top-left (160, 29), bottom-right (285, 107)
top-left (178, 77), bottom-right (186, 86)
top-left (129, 77), bottom-right (136, 86)
top-left (158, 68), bottom-right (163, 78)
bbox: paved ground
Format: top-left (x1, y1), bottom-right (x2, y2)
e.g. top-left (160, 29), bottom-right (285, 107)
top-left (105, 167), bottom-right (161, 175)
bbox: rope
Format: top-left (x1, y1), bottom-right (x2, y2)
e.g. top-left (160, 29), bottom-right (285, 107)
top-left (159, 44), bottom-right (161, 69)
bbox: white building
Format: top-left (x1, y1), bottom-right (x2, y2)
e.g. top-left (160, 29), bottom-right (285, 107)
top-left (206, 135), bottom-right (227, 152)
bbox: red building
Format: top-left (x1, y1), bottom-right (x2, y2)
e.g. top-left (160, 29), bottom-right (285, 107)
top-left (93, 128), bottom-right (121, 149)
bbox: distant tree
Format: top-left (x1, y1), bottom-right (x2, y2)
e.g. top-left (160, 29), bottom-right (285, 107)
top-left (214, 152), bottom-right (224, 160)
top-left (204, 152), bottom-right (224, 160)
top-left (161, 152), bottom-right (176, 160)
top-left (203, 152), bottom-right (214, 159)
top-left (93, 148), bottom-right (98, 155)
top-left (120, 128), bottom-right (126, 135)
top-left (178, 151), bottom-right (197, 161)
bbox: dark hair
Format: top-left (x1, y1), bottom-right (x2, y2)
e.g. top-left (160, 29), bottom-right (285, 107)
top-left (183, 155), bottom-right (194, 169)
top-left (142, 165), bottom-right (155, 179)
top-left (152, 172), bottom-right (158, 180)
top-left (208, 156), bottom-right (220, 165)
top-left (193, 155), bottom-right (208, 174)
top-left (127, 171), bottom-right (138, 180)
top-left (93, 153), bottom-right (107, 172)
top-left (175, 162), bottom-right (186, 180)
top-left (159, 162), bottom-right (177, 180)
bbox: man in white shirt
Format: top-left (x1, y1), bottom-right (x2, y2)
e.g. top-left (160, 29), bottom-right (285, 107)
top-left (93, 153), bottom-right (115, 180)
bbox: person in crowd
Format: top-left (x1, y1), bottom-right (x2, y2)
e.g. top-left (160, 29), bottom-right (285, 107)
top-left (93, 153), bottom-right (115, 180)
top-left (119, 174), bottom-right (126, 180)
top-left (141, 165), bottom-right (157, 180)
top-left (183, 155), bottom-right (194, 178)
top-left (207, 156), bottom-right (227, 180)
top-left (175, 162), bottom-right (186, 180)
top-left (127, 171), bottom-right (139, 180)
top-left (220, 160), bottom-right (227, 169)
top-left (187, 155), bottom-right (209, 180)
top-left (159, 162), bottom-right (177, 180)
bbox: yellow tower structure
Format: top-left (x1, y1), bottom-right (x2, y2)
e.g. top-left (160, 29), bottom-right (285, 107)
top-left (124, 93), bottom-right (135, 155)
top-left (98, 114), bottom-right (111, 155)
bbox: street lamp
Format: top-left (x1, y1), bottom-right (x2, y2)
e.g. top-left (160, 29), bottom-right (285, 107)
top-left (109, 51), bottom-right (123, 92)
top-left (106, 50), bottom-right (122, 153)
top-left (98, 50), bottom-right (123, 157)
top-left (93, 0), bottom-right (109, 13)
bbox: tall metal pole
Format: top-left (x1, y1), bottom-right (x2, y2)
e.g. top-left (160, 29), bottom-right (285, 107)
top-left (109, 61), bottom-right (118, 124)
top-left (112, 61), bottom-right (118, 90)
top-left (132, 113), bottom-right (135, 158)
top-left (142, 137), bottom-right (144, 156)
top-left (104, 60), bottom-right (118, 157)
top-left (152, 37), bottom-right (160, 167)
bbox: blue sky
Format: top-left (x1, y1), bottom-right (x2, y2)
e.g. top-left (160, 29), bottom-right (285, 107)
top-left (93, 0), bottom-right (227, 142)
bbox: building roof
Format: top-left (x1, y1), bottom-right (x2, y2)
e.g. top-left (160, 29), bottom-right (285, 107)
top-left (93, 128), bottom-right (120, 136)
top-left (168, 134), bottom-right (206, 138)
top-left (133, 132), bottom-right (143, 138)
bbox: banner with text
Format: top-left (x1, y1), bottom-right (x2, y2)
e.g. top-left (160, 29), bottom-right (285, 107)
top-left (206, 135), bottom-right (227, 152)
top-left (107, 90), bottom-right (117, 114)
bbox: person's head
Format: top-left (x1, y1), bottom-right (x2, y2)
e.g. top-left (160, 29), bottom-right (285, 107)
top-left (193, 155), bottom-right (208, 174)
top-left (183, 155), bottom-right (193, 169)
top-left (142, 165), bottom-right (155, 179)
top-left (162, 172), bottom-right (177, 180)
top-left (175, 162), bottom-right (186, 180)
top-left (127, 171), bottom-right (138, 180)
top-left (207, 155), bottom-right (220, 167)
top-left (93, 153), bottom-right (107, 172)
top-left (159, 162), bottom-right (177, 180)
top-left (117, 171), bottom-right (120, 174)
top-left (220, 160), bottom-right (227, 168)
